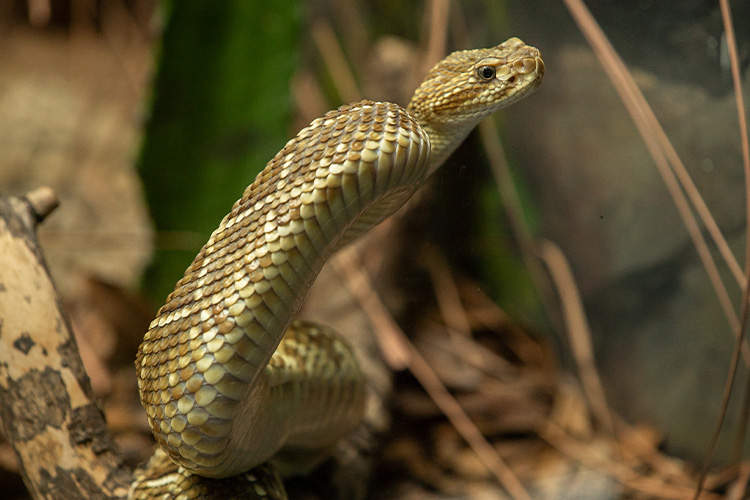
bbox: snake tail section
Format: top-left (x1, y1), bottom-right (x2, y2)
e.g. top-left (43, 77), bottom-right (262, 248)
top-left (136, 100), bottom-right (430, 478)
top-left (129, 448), bottom-right (286, 500)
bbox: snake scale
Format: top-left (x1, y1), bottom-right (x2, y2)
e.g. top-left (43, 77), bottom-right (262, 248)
top-left (130, 38), bottom-right (544, 499)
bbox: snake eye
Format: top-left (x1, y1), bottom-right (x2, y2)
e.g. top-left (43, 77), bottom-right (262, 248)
top-left (478, 65), bottom-right (496, 81)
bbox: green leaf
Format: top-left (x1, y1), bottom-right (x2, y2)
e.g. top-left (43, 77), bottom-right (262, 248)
top-left (138, 1), bottom-right (301, 303)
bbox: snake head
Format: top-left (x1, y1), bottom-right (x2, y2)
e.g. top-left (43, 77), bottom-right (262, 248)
top-left (410, 37), bottom-right (545, 123)
top-left (408, 37), bottom-right (545, 171)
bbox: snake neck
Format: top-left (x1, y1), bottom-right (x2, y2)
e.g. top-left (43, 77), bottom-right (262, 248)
top-left (410, 116), bottom-right (477, 175)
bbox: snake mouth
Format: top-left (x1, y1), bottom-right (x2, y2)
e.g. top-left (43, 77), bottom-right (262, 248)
top-left (522, 55), bottom-right (545, 91)
top-left (501, 52), bottom-right (545, 105)
top-left (532, 55), bottom-right (546, 82)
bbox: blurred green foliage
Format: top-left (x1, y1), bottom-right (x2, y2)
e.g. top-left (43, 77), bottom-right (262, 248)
top-left (474, 152), bottom-right (543, 326)
top-left (138, 1), bottom-right (301, 303)
top-left (429, 130), bottom-right (545, 329)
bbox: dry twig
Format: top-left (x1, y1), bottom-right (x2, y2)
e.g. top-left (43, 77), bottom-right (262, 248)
top-left (0, 188), bottom-right (131, 499)
top-left (537, 240), bottom-right (616, 437)
top-left (333, 248), bottom-right (534, 500)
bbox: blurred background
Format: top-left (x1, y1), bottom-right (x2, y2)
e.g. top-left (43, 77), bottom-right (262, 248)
top-left (1, 0), bottom-right (750, 498)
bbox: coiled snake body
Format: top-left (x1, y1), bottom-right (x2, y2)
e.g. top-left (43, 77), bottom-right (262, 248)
top-left (131, 38), bottom-right (544, 499)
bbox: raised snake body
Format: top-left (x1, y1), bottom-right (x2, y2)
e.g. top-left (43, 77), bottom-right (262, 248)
top-left (131, 38), bottom-right (544, 499)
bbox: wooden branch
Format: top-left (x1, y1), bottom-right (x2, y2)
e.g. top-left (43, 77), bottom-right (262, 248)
top-left (0, 188), bottom-right (131, 500)
top-left (0, 186), bottom-right (393, 500)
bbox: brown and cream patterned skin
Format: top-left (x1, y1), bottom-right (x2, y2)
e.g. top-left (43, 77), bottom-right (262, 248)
top-left (132, 38), bottom-right (544, 499)
top-left (130, 448), bottom-right (287, 499)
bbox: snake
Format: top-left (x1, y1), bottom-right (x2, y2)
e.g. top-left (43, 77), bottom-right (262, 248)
top-left (129, 37), bottom-right (544, 499)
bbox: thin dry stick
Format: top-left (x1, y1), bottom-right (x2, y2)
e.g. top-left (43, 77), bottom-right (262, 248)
top-left (332, 247), bottom-right (411, 370)
top-left (26, 0), bottom-right (51, 26)
top-left (537, 239), bottom-right (616, 437)
top-left (653, 136), bottom-right (744, 287)
top-left (425, 327), bottom-right (517, 377)
top-left (717, 0), bottom-right (750, 465)
top-left (333, 249), bottom-right (534, 500)
top-left (93, 1), bottom-right (154, 96)
top-left (565, 3), bottom-right (744, 288)
top-left (311, 21), bottom-right (362, 103)
top-left (726, 462), bottom-right (750, 500)
top-left (409, 0), bottom-right (450, 94)
top-left (653, 116), bottom-right (745, 288)
top-left (476, 120), bottom-right (535, 259)
top-left (558, 0), bottom-right (749, 363)
top-left (422, 244), bottom-right (473, 336)
top-left (719, 2), bottom-right (750, 181)
top-left (477, 117), bottom-right (618, 433)
top-left (697, 0), bottom-right (750, 494)
top-left (557, 0), bottom-right (750, 496)
top-left (328, 0), bottom-right (369, 64)
top-left (477, 119), bottom-right (564, 332)
top-left (735, 362), bottom-right (750, 463)
top-left (424, 0), bottom-right (450, 71)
